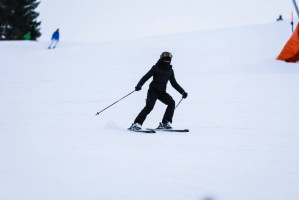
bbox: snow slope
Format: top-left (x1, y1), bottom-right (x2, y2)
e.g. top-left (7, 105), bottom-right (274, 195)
top-left (1, 21), bottom-right (299, 200)
top-left (38, 0), bottom-right (293, 42)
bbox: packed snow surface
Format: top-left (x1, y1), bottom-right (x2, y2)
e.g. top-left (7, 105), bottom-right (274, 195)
top-left (1, 21), bottom-right (299, 200)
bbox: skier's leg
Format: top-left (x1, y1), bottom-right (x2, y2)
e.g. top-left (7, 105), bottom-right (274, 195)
top-left (159, 92), bottom-right (175, 123)
top-left (48, 40), bottom-right (54, 48)
top-left (134, 89), bottom-right (158, 125)
top-left (52, 40), bottom-right (58, 48)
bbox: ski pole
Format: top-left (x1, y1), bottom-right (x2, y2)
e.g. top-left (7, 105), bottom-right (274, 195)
top-left (95, 90), bottom-right (135, 115)
top-left (175, 98), bottom-right (184, 110)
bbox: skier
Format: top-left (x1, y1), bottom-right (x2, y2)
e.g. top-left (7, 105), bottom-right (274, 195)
top-left (48, 29), bottom-right (60, 49)
top-left (276, 15), bottom-right (283, 21)
top-left (130, 52), bottom-right (188, 130)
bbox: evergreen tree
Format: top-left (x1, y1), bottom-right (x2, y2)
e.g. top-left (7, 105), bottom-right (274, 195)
top-left (0, 0), bottom-right (41, 40)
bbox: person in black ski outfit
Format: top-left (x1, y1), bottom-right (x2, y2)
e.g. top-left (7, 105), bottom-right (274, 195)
top-left (130, 52), bottom-right (188, 130)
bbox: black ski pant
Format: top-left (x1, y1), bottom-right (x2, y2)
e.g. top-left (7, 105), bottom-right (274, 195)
top-left (134, 88), bottom-right (175, 125)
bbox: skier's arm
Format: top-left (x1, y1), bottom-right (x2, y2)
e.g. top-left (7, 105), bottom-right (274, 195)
top-left (135, 66), bottom-right (155, 90)
top-left (169, 71), bottom-right (185, 94)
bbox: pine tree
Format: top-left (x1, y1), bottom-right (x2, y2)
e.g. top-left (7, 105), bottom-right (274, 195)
top-left (0, 0), bottom-right (41, 40)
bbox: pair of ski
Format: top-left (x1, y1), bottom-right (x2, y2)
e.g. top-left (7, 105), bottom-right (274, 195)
top-left (128, 128), bottom-right (189, 133)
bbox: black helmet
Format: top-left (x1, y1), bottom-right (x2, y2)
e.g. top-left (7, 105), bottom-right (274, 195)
top-left (160, 52), bottom-right (172, 63)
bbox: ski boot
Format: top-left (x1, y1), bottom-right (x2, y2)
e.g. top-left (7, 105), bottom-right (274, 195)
top-left (157, 121), bottom-right (172, 129)
top-left (129, 123), bottom-right (142, 130)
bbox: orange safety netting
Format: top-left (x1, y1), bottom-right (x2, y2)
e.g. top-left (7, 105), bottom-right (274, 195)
top-left (277, 23), bottom-right (299, 62)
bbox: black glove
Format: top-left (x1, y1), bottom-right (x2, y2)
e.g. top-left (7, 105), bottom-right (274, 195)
top-left (135, 85), bottom-right (142, 91)
top-left (182, 91), bottom-right (188, 99)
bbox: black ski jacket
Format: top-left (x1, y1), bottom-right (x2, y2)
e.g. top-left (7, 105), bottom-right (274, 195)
top-left (136, 59), bottom-right (185, 94)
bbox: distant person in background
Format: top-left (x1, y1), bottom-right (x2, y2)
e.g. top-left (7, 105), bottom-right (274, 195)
top-left (23, 32), bottom-right (31, 40)
top-left (48, 29), bottom-right (60, 49)
top-left (276, 15), bottom-right (283, 21)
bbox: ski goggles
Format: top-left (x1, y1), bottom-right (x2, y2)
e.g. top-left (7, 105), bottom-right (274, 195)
top-left (161, 52), bottom-right (173, 59)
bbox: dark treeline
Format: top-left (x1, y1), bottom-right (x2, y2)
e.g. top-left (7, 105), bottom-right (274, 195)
top-left (0, 0), bottom-right (41, 40)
